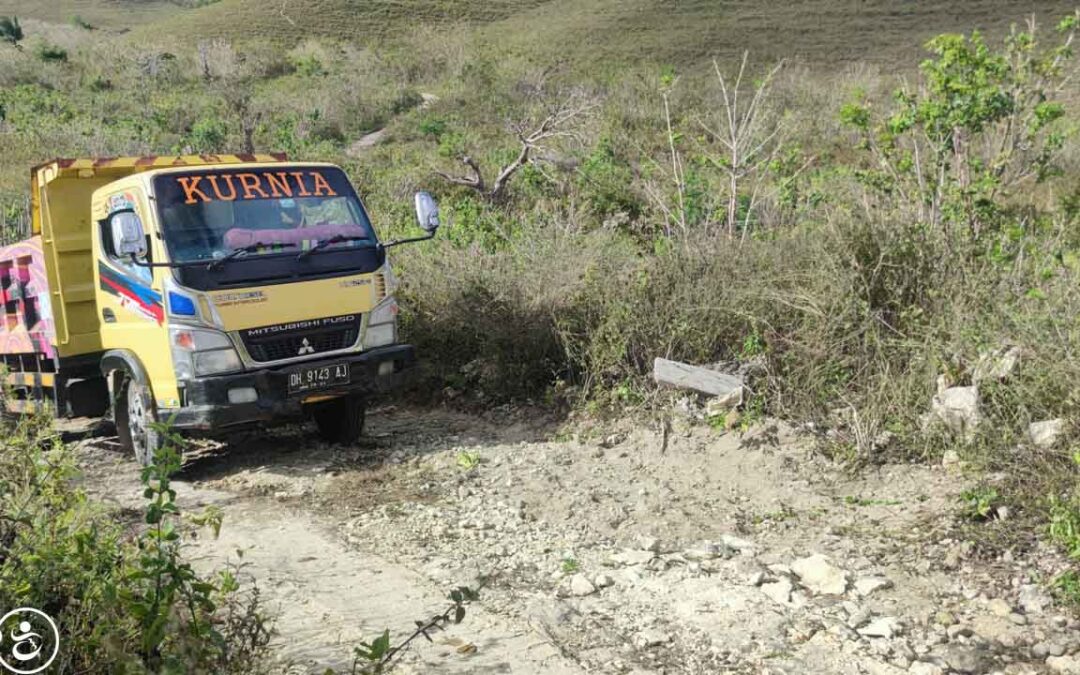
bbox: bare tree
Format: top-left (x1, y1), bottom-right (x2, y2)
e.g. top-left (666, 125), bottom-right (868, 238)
top-left (700, 53), bottom-right (785, 240)
top-left (435, 77), bottom-right (596, 202)
top-left (196, 40), bottom-right (265, 153)
top-left (640, 76), bottom-right (691, 239)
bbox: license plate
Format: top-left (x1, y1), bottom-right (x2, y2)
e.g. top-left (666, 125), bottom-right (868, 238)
top-left (287, 362), bottom-right (350, 395)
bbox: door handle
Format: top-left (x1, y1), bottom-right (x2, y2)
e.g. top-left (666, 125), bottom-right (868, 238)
top-left (102, 308), bottom-right (116, 323)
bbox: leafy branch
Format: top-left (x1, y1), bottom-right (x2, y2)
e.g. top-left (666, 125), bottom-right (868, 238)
top-left (348, 586), bottom-right (480, 674)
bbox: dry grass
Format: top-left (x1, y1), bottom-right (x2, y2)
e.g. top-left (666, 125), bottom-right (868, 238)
top-left (2, 0), bottom-right (1076, 68)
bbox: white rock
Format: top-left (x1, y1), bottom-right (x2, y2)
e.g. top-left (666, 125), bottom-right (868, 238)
top-left (761, 577), bottom-right (794, 605)
top-left (609, 550), bottom-right (655, 566)
top-left (705, 388), bottom-right (744, 417)
top-left (684, 541), bottom-right (729, 561)
top-left (636, 535), bottom-right (662, 552)
top-left (720, 534), bottom-right (755, 551)
top-left (635, 629), bottom-right (669, 648)
top-left (941, 449), bottom-right (962, 469)
top-left (935, 645), bottom-right (989, 674)
top-left (746, 571), bottom-right (767, 586)
top-left (854, 576), bottom-right (894, 597)
top-left (858, 616), bottom-right (901, 639)
top-left (568, 574), bottom-right (596, 597)
top-left (1018, 584), bottom-right (1052, 614)
top-left (973, 346), bottom-right (1022, 383)
top-left (1047, 655), bottom-right (1080, 674)
top-left (1028, 419), bottom-right (1065, 448)
top-left (791, 553), bottom-right (849, 595)
top-left (847, 607), bottom-right (872, 629)
top-left (988, 597), bottom-right (1013, 617)
top-left (930, 386), bottom-right (982, 440)
top-left (593, 573), bottom-right (614, 589)
top-left (1042, 642), bottom-right (1067, 658)
top-left (908, 662), bottom-right (946, 675)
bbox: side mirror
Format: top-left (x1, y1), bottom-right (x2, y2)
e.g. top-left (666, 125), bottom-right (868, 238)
top-left (109, 209), bottom-right (147, 258)
top-left (414, 191), bottom-right (440, 234)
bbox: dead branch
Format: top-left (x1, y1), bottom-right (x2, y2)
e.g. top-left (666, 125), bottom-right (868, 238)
top-left (434, 81), bottom-right (597, 202)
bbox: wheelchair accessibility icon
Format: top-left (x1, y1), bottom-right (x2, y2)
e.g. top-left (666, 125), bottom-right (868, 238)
top-left (0, 608), bottom-right (59, 674)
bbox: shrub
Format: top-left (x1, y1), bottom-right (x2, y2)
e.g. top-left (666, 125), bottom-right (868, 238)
top-left (0, 414), bottom-right (272, 672)
top-left (840, 13), bottom-right (1079, 239)
top-left (34, 42), bottom-right (68, 63)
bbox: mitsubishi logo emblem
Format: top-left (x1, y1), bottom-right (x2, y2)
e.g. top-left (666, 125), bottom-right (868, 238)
top-left (297, 338), bottom-right (315, 355)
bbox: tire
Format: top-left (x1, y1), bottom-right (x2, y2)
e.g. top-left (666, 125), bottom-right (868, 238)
top-left (115, 374), bottom-right (163, 467)
top-left (312, 395), bottom-right (366, 445)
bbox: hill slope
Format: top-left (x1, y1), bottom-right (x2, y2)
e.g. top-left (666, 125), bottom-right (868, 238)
top-left (3, 0), bottom-right (1077, 65)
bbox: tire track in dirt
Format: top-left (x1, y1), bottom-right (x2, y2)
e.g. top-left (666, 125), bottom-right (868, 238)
top-left (74, 416), bottom-right (580, 674)
top-left (74, 406), bottom-right (1080, 674)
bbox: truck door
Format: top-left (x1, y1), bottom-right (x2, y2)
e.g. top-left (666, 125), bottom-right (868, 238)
top-left (95, 186), bottom-right (179, 409)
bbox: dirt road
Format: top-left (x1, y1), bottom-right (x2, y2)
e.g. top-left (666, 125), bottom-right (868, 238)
top-left (75, 406), bottom-right (1080, 674)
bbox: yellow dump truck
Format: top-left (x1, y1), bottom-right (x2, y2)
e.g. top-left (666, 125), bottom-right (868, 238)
top-left (1, 154), bottom-right (439, 464)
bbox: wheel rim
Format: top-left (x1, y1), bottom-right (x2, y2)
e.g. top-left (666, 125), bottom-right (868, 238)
top-left (126, 383), bottom-right (149, 460)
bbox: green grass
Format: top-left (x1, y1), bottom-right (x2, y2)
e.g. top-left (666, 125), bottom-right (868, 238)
top-left (0, 0), bottom-right (181, 29)
top-left (3, 0), bottom-right (1074, 68)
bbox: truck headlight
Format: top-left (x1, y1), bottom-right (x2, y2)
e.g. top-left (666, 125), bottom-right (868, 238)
top-left (363, 298), bottom-right (398, 349)
top-left (170, 326), bottom-right (243, 377)
top-left (363, 323), bottom-right (396, 349)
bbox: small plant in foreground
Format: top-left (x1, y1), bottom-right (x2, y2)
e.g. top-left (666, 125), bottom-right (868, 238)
top-left (125, 422), bottom-right (273, 671)
top-left (0, 413), bottom-right (271, 671)
top-left (456, 450), bottom-right (481, 470)
top-left (1052, 570), bottom-right (1080, 608)
top-left (561, 557), bottom-right (580, 573)
top-left (960, 485), bottom-right (1001, 521)
top-left (348, 586), bottom-right (479, 674)
top-left (1048, 495), bottom-right (1080, 559)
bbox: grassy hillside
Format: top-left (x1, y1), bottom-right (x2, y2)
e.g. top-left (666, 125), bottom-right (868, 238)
top-left (0, 0), bottom-right (181, 29)
top-left (3, 0), bottom-right (1077, 66)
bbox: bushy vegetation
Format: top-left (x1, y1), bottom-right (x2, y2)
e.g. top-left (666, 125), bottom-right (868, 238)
top-left (0, 413), bottom-right (272, 672)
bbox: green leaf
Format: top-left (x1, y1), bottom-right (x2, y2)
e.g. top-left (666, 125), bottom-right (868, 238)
top-left (371, 629), bottom-right (391, 659)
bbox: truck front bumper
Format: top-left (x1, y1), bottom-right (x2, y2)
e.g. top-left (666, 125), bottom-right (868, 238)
top-left (167, 344), bottom-right (415, 433)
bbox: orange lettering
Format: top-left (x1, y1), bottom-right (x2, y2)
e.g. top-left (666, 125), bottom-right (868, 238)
top-left (265, 172), bottom-right (293, 198)
top-left (208, 174), bottom-right (238, 201)
top-left (310, 171), bottom-right (337, 197)
top-left (237, 173), bottom-right (269, 199)
top-left (290, 172), bottom-right (312, 197)
top-left (177, 176), bottom-right (210, 204)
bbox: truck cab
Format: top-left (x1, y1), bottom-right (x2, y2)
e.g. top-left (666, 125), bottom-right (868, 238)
top-left (13, 154), bottom-right (436, 465)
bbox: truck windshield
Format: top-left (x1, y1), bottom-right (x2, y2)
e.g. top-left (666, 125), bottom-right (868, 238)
top-left (154, 167), bottom-right (376, 265)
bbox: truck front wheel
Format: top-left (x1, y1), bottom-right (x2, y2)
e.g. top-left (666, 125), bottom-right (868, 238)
top-left (116, 375), bottom-right (163, 467)
top-left (312, 395), bottom-right (366, 445)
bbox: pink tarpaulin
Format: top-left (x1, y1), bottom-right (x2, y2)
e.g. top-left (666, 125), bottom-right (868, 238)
top-left (223, 224), bottom-right (368, 250)
top-left (0, 236), bottom-right (57, 358)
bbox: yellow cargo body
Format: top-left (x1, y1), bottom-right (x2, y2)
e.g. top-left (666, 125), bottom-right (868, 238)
top-left (31, 154), bottom-right (287, 359)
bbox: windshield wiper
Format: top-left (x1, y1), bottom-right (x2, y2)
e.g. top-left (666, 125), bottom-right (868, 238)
top-left (206, 243), bottom-right (265, 271)
top-left (296, 235), bottom-right (371, 260)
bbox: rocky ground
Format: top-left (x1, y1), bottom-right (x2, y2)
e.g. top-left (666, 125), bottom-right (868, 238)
top-left (73, 405), bottom-right (1080, 675)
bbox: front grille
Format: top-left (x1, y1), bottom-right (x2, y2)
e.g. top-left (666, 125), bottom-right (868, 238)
top-left (240, 314), bottom-right (360, 363)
